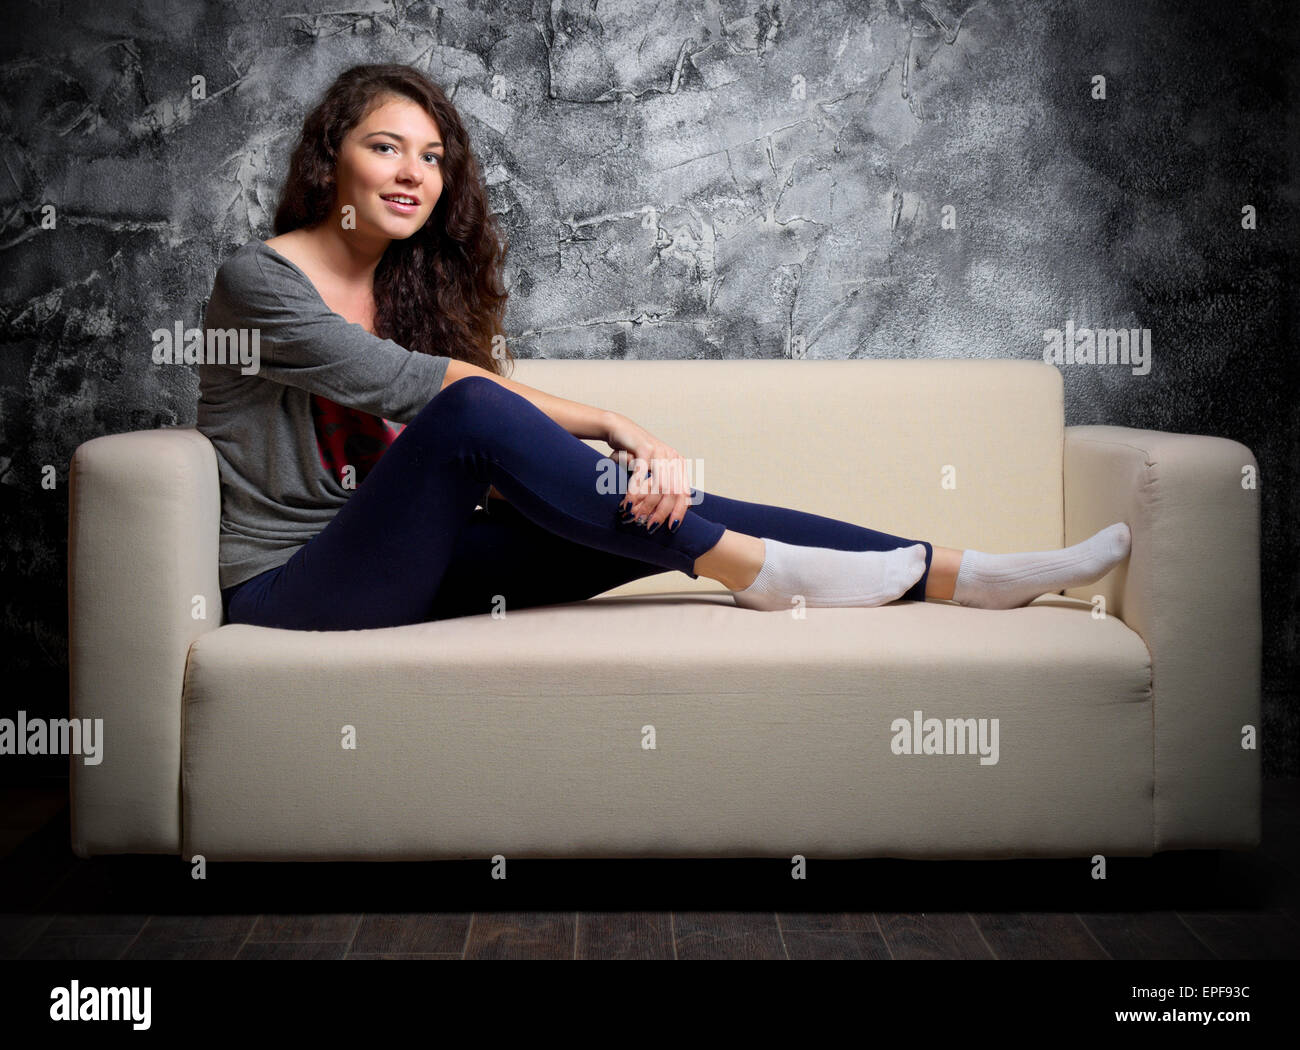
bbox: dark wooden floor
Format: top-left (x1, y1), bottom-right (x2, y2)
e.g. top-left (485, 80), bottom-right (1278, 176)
top-left (2, 780), bottom-right (1298, 960)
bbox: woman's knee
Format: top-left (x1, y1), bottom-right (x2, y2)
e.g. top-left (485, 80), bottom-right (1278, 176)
top-left (408, 374), bottom-right (518, 444)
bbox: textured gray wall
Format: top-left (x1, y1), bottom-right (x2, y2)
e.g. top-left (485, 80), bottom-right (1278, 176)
top-left (1, 0), bottom-right (1296, 775)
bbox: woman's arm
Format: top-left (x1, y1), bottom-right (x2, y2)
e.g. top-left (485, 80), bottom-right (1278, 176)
top-left (206, 245), bottom-right (450, 424)
top-left (442, 358), bottom-right (616, 441)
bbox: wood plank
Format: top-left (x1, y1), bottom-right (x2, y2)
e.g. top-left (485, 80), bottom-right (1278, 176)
top-left (349, 913), bottom-right (472, 955)
top-left (1078, 912), bottom-right (1214, 959)
top-left (576, 912), bottom-right (674, 959)
top-left (876, 912), bottom-right (994, 959)
top-left (236, 941), bottom-right (349, 960)
top-left (120, 914), bottom-right (258, 960)
top-left (246, 914), bottom-right (362, 943)
top-left (782, 931), bottom-right (889, 959)
top-left (345, 953), bottom-right (462, 960)
top-left (673, 912), bottom-right (785, 959)
top-left (464, 913), bottom-right (576, 960)
top-left (775, 911), bottom-right (877, 932)
top-left (19, 934), bottom-right (136, 960)
top-left (0, 912), bottom-right (53, 958)
top-left (1176, 913), bottom-right (1300, 959)
top-left (969, 913), bottom-right (1110, 959)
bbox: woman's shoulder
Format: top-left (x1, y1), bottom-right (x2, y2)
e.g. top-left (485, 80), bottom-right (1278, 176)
top-left (214, 239), bottom-right (267, 284)
top-left (212, 239), bottom-right (313, 310)
top-left (218, 238), bottom-right (285, 277)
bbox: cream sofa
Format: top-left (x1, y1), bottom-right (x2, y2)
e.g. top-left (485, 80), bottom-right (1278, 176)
top-left (66, 359), bottom-right (1262, 861)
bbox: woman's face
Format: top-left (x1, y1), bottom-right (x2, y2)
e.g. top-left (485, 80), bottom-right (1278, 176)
top-left (332, 94), bottom-right (444, 242)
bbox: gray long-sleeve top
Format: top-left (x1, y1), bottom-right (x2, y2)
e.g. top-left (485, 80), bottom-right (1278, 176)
top-left (197, 240), bottom-right (452, 592)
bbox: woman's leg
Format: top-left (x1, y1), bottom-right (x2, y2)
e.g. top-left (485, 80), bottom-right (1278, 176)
top-left (683, 489), bottom-right (938, 604)
top-left (682, 495), bottom-right (1126, 608)
top-left (705, 535), bottom-right (963, 601)
top-left (426, 482), bottom-right (945, 620)
top-left (224, 376), bottom-right (729, 631)
top-left (425, 498), bottom-right (681, 621)
top-left (374, 378), bottom-right (1120, 619)
top-left (924, 546), bottom-right (963, 600)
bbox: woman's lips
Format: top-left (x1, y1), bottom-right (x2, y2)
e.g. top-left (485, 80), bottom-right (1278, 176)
top-left (380, 195), bottom-right (419, 215)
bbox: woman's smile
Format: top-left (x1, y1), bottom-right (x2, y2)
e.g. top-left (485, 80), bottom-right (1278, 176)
top-left (380, 194), bottom-right (420, 215)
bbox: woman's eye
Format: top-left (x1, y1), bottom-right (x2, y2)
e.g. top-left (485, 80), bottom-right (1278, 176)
top-left (372, 143), bottom-right (440, 166)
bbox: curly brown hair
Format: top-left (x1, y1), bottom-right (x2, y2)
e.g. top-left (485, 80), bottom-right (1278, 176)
top-left (272, 63), bottom-right (513, 377)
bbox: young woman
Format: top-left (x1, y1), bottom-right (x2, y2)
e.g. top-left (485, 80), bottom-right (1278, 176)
top-left (200, 63), bottom-right (1131, 632)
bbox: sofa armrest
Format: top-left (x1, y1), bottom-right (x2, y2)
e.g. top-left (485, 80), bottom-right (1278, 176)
top-left (1063, 425), bottom-right (1261, 851)
top-left (67, 426), bottom-right (221, 857)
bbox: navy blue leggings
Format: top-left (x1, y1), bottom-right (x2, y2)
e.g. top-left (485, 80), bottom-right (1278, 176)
top-left (221, 376), bottom-right (934, 631)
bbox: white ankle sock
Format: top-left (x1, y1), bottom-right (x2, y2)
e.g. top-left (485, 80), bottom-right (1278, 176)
top-left (951, 522), bottom-right (1132, 610)
top-left (731, 538), bottom-right (928, 611)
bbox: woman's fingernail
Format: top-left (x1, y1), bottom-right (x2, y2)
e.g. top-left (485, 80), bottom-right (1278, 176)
top-left (647, 521), bottom-right (660, 534)
top-left (670, 518), bottom-right (679, 531)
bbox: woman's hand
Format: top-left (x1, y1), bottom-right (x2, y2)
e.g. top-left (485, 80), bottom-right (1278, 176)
top-left (604, 412), bottom-right (694, 533)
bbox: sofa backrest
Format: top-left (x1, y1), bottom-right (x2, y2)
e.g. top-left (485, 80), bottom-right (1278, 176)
top-left (69, 359), bottom-right (1066, 612)
top-left (507, 359), bottom-right (1065, 595)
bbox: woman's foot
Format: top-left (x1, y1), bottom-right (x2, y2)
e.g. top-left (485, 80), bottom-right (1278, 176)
top-left (730, 538), bottom-right (928, 611)
top-left (951, 522), bottom-right (1132, 610)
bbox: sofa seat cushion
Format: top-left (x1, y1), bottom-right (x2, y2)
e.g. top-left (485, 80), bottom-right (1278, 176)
top-left (182, 594), bottom-right (1153, 860)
